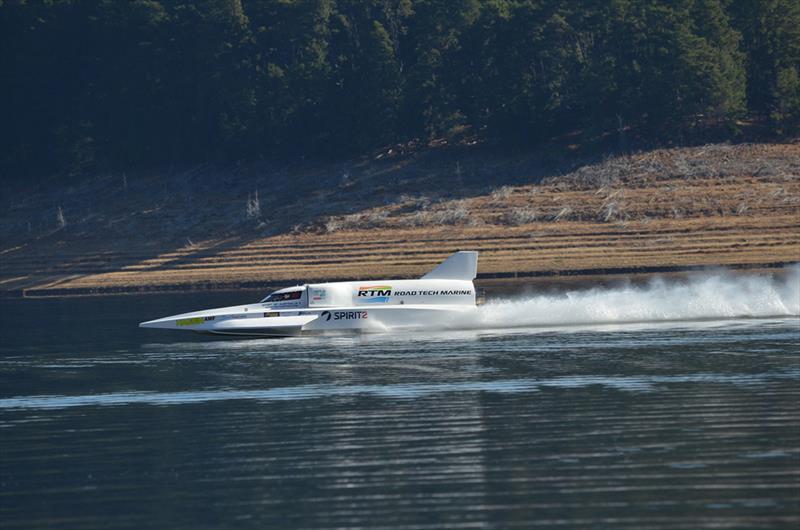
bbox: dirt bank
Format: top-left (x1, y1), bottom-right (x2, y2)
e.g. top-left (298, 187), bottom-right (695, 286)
top-left (1, 143), bottom-right (797, 298)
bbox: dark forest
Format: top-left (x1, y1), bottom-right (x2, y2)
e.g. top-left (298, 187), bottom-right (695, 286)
top-left (1, 0), bottom-right (798, 180)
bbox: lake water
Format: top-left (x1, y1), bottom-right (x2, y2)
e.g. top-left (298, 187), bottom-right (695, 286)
top-left (1, 273), bottom-right (799, 529)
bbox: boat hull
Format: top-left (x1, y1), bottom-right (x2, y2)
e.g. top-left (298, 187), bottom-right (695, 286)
top-left (138, 251), bottom-right (481, 338)
top-left (140, 305), bottom-right (476, 337)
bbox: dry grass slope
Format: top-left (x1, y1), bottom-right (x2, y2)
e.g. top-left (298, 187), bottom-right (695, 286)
top-left (1, 143), bottom-right (797, 296)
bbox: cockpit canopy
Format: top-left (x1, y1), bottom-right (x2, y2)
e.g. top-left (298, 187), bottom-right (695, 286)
top-left (260, 286), bottom-right (307, 307)
top-left (261, 289), bottom-right (303, 303)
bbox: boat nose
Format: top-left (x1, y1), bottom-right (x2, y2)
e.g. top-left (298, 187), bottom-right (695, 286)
top-left (139, 317), bottom-right (176, 329)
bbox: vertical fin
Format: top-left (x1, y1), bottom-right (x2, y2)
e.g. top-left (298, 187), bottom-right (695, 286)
top-left (421, 251), bottom-right (478, 280)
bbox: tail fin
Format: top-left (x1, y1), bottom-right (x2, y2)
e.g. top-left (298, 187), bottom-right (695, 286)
top-left (421, 251), bottom-right (478, 280)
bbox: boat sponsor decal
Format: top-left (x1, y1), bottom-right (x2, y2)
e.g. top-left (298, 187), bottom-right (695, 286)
top-left (269, 301), bottom-right (303, 309)
top-left (309, 287), bottom-right (327, 302)
top-left (264, 312), bottom-right (280, 318)
top-left (357, 285), bottom-right (392, 303)
top-left (218, 314), bottom-right (247, 320)
top-left (176, 316), bottom-right (214, 326)
top-left (393, 289), bottom-right (473, 296)
top-left (321, 310), bottom-right (368, 322)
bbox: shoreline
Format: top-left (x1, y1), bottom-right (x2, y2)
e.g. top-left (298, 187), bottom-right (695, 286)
top-left (3, 144), bottom-right (797, 300)
top-left (5, 260), bottom-right (795, 299)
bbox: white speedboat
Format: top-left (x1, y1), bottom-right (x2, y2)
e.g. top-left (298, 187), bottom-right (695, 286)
top-left (139, 251), bottom-right (479, 337)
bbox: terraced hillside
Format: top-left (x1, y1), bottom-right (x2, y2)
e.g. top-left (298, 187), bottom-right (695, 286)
top-left (1, 143), bottom-right (798, 297)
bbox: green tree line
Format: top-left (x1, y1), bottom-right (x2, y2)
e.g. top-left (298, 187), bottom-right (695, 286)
top-left (1, 0), bottom-right (798, 179)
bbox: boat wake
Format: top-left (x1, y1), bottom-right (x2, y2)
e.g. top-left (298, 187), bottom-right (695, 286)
top-left (470, 266), bottom-right (800, 330)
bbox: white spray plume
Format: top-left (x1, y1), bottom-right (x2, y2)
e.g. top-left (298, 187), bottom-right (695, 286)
top-left (472, 266), bottom-right (800, 329)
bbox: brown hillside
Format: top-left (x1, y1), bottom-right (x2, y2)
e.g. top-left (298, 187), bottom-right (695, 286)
top-left (1, 143), bottom-right (797, 297)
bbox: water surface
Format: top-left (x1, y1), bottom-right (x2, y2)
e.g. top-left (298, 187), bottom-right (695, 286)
top-left (1, 291), bottom-right (798, 529)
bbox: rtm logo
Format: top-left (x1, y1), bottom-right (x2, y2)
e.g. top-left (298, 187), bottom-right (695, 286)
top-left (357, 285), bottom-right (392, 303)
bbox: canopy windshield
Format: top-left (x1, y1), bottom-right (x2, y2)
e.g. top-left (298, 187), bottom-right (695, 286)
top-left (260, 288), bottom-right (305, 304)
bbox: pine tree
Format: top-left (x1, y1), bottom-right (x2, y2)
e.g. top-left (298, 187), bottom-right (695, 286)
top-left (729, 0), bottom-right (800, 134)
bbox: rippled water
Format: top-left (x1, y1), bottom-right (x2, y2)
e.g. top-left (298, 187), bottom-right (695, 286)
top-left (1, 290), bottom-right (799, 529)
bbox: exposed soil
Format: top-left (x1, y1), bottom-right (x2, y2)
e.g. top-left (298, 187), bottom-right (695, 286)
top-left (1, 143), bottom-right (797, 297)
